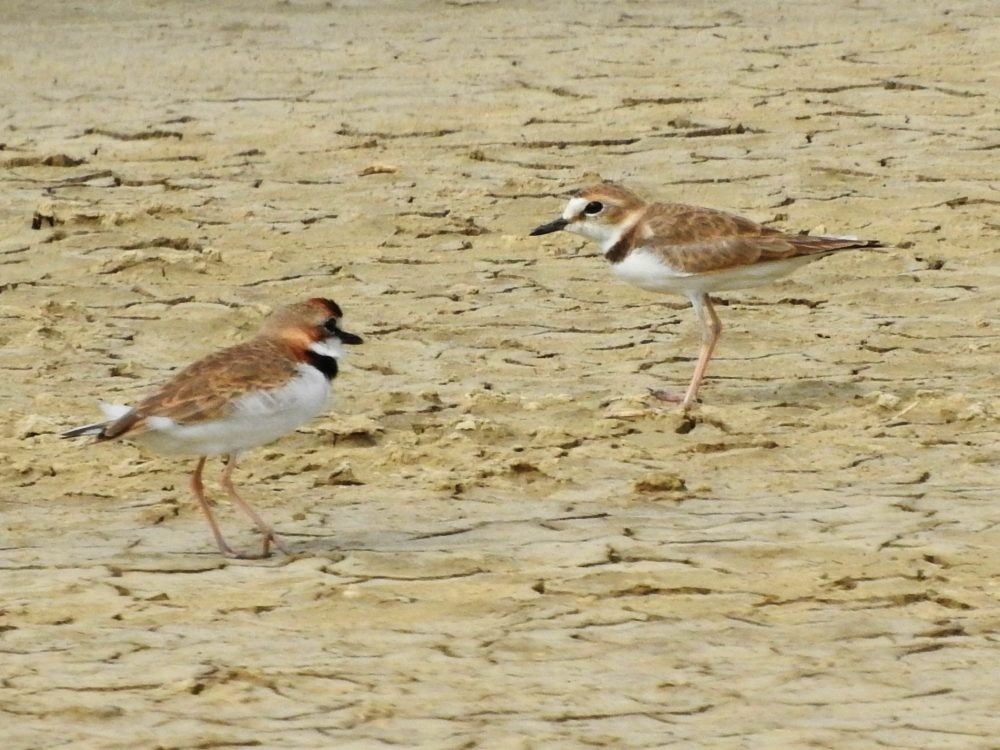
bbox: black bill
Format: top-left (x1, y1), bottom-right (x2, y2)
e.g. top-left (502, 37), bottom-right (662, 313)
top-left (529, 218), bottom-right (568, 236)
top-left (334, 326), bottom-right (363, 345)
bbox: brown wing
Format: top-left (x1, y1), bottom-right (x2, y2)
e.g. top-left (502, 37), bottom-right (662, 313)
top-left (640, 203), bottom-right (881, 274)
top-left (102, 338), bottom-right (299, 439)
top-left (643, 203), bottom-right (778, 244)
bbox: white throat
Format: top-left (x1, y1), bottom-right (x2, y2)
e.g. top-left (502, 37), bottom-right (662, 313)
top-left (561, 197), bottom-right (642, 254)
top-left (309, 337), bottom-right (344, 359)
top-left (577, 216), bottom-right (642, 255)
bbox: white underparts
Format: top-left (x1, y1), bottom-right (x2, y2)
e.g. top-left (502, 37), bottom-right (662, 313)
top-left (130, 363), bottom-right (331, 457)
top-left (611, 248), bottom-right (817, 296)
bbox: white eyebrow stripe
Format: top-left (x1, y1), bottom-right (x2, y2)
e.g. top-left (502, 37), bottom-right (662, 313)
top-left (562, 196), bottom-right (588, 221)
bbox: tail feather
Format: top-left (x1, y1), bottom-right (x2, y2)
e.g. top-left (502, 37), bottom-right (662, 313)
top-left (61, 422), bottom-right (109, 439)
top-left (62, 403), bottom-right (134, 440)
top-left (817, 237), bottom-right (886, 250)
top-left (790, 235), bottom-right (886, 257)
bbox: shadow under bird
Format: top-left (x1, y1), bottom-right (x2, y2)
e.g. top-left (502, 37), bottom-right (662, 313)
top-left (530, 182), bottom-right (884, 408)
top-left (62, 297), bottom-right (363, 558)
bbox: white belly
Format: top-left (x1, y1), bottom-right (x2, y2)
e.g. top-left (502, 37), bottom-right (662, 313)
top-left (611, 249), bottom-right (817, 297)
top-left (133, 364), bottom-right (331, 457)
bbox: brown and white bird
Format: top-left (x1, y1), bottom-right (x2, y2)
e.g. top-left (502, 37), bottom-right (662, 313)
top-left (530, 182), bottom-right (882, 408)
top-left (62, 297), bottom-right (363, 558)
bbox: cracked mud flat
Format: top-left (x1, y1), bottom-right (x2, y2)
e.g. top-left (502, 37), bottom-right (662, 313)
top-left (2, 1), bottom-right (999, 748)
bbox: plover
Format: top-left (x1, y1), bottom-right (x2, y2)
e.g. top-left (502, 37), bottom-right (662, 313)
top-left (531, 182), bottom-right (882, 408)
top-left (62, 297), bottom-right (363, 558)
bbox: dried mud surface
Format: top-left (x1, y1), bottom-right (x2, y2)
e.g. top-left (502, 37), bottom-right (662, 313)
top-left (2, 1), bottom-right (999, 748)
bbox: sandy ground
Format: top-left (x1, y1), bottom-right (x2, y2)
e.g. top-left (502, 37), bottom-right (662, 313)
top-left (2, 1), bottom-right (999, 747)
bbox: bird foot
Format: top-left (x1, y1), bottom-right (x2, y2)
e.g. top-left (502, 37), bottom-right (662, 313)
top-left (261, 532), bottom-right (290, 557)
top-left (647, 389), bottom-right (698, 410)
top-left (220, 545), bottom-right (270, 560)
top-left (217, 532), bottom-right (290, 560)
top-left (648, 388), bottom-right (684, 403)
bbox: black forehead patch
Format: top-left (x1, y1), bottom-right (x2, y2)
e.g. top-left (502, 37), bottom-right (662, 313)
top-left (309, 297), bottom-right (344, 318)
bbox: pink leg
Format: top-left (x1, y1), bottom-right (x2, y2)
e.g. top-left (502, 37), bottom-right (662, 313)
top-left (221, 455), bottom-right (290, 557)
top-left (651, 294), bottom-right (722, 410)
top-left (189, 456), bottom-right (238, 558)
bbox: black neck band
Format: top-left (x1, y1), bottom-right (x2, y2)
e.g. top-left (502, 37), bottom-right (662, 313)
top-left (606, 222), bottom-right (639, 263)
top-left (306, 350), bottom-right (339, 380)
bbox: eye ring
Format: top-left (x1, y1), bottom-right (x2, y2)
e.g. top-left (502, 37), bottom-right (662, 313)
top-left (583, 201), bottom-right (604, 215)
top-left (323, 317), bottom-right (339, 333)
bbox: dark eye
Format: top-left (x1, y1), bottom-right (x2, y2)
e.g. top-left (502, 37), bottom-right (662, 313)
top-left (584, 201), bottom-right (604, 215)
top-left (323, 318), bottom-right (339, 332)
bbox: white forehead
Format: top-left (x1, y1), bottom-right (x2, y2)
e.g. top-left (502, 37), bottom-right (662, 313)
top-left (562, 196), bottom-right (589, 221)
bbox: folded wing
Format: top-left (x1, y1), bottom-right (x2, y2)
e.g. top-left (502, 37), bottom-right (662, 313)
top-left (640, 204), bottom-right (882, 274)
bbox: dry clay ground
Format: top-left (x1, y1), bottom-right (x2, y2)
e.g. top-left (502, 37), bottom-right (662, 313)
top-left (1, 1), bottom-right (999, 748)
